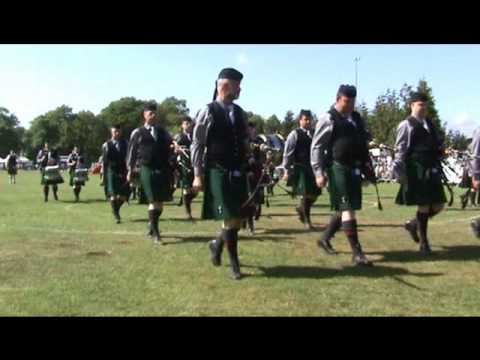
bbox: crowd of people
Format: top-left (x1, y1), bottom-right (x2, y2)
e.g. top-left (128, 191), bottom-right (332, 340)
top-left (4, 67), bottom-right (480, 280)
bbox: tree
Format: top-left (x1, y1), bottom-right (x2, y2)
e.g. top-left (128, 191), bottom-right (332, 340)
top-left (356, 101), bottom-right (370, 123)
top-left (281, 110), bottom-right (296, 138)
top-left (444, 129), bottom-right (470, 151)
top-left (415, 79), bottom-right (446, 141)
top-left (246, 112), bottom-right (265, 134)
top-left (71, 111), bottom-right (109, 162)
top-left (265, 114), bottom-right (282, 134)
top-left (367, 89), bottom-right (405, 146)
top-left (99, 97), bottom-right (145, 140)
top-left (26, 105), bottom-right (74, 155)
top-left (157, 96), bottom-right (190, 135)
top-left (0, 107), bottom-right (23, 157)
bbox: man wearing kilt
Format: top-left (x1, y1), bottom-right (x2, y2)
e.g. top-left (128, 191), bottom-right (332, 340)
top-left (5, 150), bottom-right (18, 184)
top-left (174, 116), bottom-right (197, 220)
top-left (311, 85), bottom-right (373, 266)
top-left (392, 92), bottom-right (447, 254)
top-left (36, 143), bottom-right (63, 202)
top-left (282, 110), bottom-right (321, 230)
top-left (127, 103), bottom-right (175, 245)
top-left (102, 125), bottom-right (130, 224)
top-left (191, 67), bottom-right (251, 280)
top-left (468, 126), bottom-right (480, 237)
top-left (67, 147), bottom-right (82, 202)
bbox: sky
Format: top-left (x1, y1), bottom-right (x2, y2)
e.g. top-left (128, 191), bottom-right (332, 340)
top-left (0, 44), bottom-right (479, 135)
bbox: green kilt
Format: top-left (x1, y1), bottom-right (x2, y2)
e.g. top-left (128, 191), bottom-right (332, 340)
top-left (139, 166), bottom-right (174, 203)
top-left (40, 169), bottom-right (64, 186)
top-left (202, 165), bottom-right (249, 221)
top-left (177, 166), bottom-right (194, 191)
top-left (106, 167), bottom-right (130, 197)
top-left (326, 162), bottom-right (362, 211)
top-left (69, 168), bottom-right (74, 186)
top-left (395, 160), bottom-right (447, 206)
top-left (289, 163), bottom-right (322, 197)
top-left (7, 167), bottom-right (17, 175)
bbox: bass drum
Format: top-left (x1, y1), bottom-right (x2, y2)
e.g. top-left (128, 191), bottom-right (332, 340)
top-left (258, 133), bottom-right (285, 166)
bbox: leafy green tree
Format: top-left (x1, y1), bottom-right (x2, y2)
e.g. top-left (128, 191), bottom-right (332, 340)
top-left (444, 129), bottom-right (470, 151)
top-left (27, 105), bottom-right (73, 154)
top-left (281, 110), bottom-right (296, 138)
top-left (265, 114), bottom-right (282, 134)
top-left (99, 97), bottom-right (145, 140)
top-left (367, 89), bottom-right (405, 146)
top-left (246, 112), bottom-right (265, 134)
top-left (0, 107), bottom-right (23, 157)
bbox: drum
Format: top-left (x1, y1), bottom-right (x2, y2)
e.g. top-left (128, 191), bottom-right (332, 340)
top-left (73, 168), bottom-right (89, 185)
top-left (258, 134), bottom-right (285, 166)
top-left (44, 165), bottom-right (64, 184)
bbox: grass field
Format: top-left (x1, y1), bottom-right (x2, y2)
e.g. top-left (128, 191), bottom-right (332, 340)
top-left (0, 170), bottom-right (479, 316)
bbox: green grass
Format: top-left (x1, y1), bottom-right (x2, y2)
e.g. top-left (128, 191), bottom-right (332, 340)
top-left (0, 170), bottom-right (479, 316)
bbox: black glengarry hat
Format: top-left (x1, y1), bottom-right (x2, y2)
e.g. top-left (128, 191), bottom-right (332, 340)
top-left (299, 109), bottom-right (312, 118)
top-left (410, 91), bottom-right (428, 103)
top-left (337, 84), bottom-right (357, 98)
top-left (213, 67), bottom-right (244, 100)
top-left (143, 102), bottom-right (157, 112)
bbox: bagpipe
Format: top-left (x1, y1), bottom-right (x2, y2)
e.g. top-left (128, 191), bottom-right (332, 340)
top-left (241, 134), bottom-right (287, 209)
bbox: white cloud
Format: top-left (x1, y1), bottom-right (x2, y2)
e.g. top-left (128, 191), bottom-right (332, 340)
top-left (236, 52), bottom-right (249, 66)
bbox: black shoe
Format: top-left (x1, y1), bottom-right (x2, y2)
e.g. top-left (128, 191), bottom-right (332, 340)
top-left (115, 217), bottom-right (121, 224)
top-left (229, 258), bottom-right (242, 280)
top-left (153, 235), bottom-right (163, 245)
top-left (471, 220), bottom-right (480, 238)
top-left (230, 269), bottom-right (242, 280)
top-left (404, 220), bottom-right (420, 243)
top-left (305, 220), bottom-right (315, 231)
top-left (460, 194), bottom-right (468, 210)
top-left (317, 239), bottom-right (337, 255)
top-left (352, 253), bottom-right (373, 266)
top-left (420, 242), bottom-right (432, 255)
top-left (146, 223), bottom-right (154, 238)
top-left (295, 206), bottom-right (305, 224)
top-left (208, 239), bottom-right (222, 266)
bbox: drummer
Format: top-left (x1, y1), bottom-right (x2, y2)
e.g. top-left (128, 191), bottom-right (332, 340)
top-left (72, 155), bottom-right (89, 202)
top-left (67, 146), bottom-right (81, 202)
top-left (174, 116), bottom-right (196, 220)
top-left (36, 143), bottom-right (63, 202)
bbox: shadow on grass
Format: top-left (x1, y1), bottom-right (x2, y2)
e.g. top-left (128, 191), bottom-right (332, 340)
top-left (272, 203), bottom-right (331, 208)
top-left (59, 199), bottom-right (108, 204)
top-left (369, 245), bottom-right (480, 263)
top-left (358, 223), bottom-right (404, 228)
top-left (265, 213), bottom-right (332, 218)
top-left (245, 264), bottom-right (442, 283)
top-left (445, 208), bottom-right (479, 212)
top-left (262, 227), bottom-right (326, 235)
top-left (162, 235), bottom-right (293, 245)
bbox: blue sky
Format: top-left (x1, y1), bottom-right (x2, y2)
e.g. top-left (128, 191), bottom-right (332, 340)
top-left (0, 45), bottom-right (478, 135)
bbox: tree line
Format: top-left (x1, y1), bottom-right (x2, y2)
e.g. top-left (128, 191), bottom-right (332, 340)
top-left (0, 79), bottom-right (471, 164)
